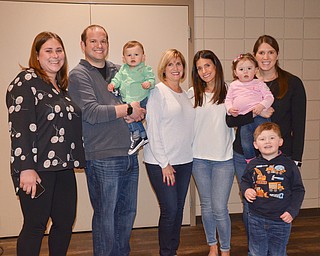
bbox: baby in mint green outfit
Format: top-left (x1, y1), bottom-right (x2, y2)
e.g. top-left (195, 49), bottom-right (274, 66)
top-left (108, 40), bottom-right (155, 155)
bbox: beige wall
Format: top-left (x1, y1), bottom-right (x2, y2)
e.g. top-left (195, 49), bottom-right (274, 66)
top-left (0, 0), bottom-right (319, 235)
top-left (193, 0), bottom-right (320, 214)
top-left (0, 0), bottom-right (193, 237)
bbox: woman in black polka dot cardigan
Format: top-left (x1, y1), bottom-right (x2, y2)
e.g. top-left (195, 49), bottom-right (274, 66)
top-left (6, 32), bottom-right (85, 256)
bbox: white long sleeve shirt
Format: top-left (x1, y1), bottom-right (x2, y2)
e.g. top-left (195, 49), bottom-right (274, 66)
top-left (143, 82), bottom-right (195, 168)
top-left (188, 88), bottom-right (234, 161)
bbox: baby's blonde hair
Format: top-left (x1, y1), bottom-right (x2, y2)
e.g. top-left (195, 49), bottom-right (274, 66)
top-left (123, 40), bottom-right (144, 55)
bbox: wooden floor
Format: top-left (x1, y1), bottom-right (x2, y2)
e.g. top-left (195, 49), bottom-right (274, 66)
top-left (0, 209), bottom-right (319, 255)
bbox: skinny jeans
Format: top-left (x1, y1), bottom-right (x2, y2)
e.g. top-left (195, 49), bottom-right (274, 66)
top-left (146, 162), bottom-right (192, 256)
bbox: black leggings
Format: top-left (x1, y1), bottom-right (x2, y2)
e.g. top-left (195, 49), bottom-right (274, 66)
top-left (17, 169), bottom-right (77, 256)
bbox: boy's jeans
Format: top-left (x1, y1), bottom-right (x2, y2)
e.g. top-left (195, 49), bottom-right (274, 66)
top-left (128, 97), bottom-right (148, 139)
top-left (248, 213), bottom-right (291, 256)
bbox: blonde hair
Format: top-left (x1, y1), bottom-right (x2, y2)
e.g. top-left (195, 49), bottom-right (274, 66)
top-left (123, 40), bottom-right (144, 55)
top-left (157, 49), bottom-right (186, 83)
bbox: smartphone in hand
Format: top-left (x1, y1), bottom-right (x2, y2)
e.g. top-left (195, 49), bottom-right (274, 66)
top-left (34, 182), bottom-right (45, 198)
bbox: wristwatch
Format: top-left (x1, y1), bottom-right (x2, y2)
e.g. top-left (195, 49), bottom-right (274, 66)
top-left (127, 103), bottom-right (133, 115)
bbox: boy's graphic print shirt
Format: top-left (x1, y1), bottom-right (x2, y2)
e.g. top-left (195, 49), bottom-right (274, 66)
top-left (240, 153), bottom-right (305, 221)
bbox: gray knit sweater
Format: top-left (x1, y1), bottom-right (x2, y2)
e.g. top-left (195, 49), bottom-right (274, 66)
top-left (68, 59), bottom-right (131, 160)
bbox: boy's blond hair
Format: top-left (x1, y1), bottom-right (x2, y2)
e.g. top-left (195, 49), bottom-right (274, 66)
top-left (123, 40), bottom-right (144, 55)
top-left (253, 122), bottom-right (282, 141)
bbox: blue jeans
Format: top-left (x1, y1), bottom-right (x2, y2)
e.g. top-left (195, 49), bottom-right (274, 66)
top-left (233, 151), bottom-right (250, 234)
top-left (128, 97), bottom-right (148, 139)
top-left (234, 151), bottom-right (254, 255)
top-left (240, 116), bottom-right (270, 160)
top-left (248, 213), bottom-right (291, 256)
top-left (145, 162), bottom-right (193, 256)
top-left (85, 155), bottom-right (139, 256)
top-left (128, 122), bottom-right (147, 139)
top-left (192, 158), bottom-right (234, 252)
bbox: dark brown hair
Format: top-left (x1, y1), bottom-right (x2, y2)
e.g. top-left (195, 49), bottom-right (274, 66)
top-left (81, 24), bottom-right (108, 46)
top-left (191, 50), bottom-right (226, 107)
top-left (28, 31), bottom-right (68, 90)
top-left (253, 35), bottom-right (290, 99)
top-left (232, 53), bottom-right (258, 80)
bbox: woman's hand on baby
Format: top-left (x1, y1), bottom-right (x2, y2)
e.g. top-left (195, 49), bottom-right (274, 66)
top-left (252, 103), bottom-right (265, 115)
top-left (260, 107), bottom-right (274, 118)
top-left (228, 108), bottom-right (239, 117)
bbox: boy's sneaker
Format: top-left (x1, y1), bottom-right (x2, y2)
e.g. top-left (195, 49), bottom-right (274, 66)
top-left (143, 137), bottom-right (149, 145)
top-left (112, 88), bottom-right (120, 97)
top-left (142, 137), bottom-right (149, 146)
top-left (128, 137), bottom-right (148, 155)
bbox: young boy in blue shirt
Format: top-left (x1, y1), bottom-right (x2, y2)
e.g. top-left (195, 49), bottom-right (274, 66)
top-left (240, 122), bottom-right (305, 256)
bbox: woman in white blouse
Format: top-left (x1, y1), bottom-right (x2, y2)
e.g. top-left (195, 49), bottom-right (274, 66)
top-left (144, 49), bottom-right (195, 256)
top-left (188, 50), bottom-right (234, 256)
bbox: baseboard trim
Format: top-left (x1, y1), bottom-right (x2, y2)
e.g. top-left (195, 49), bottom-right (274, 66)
top-left (196, 207), bottom-right (320, 225)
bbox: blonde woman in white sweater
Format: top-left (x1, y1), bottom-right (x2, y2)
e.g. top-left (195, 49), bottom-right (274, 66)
top-left (144, 49), bottom-right (195, 256)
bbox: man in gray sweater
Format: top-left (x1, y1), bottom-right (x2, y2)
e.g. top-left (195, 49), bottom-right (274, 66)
top-left (68, 24), bottom-right (145, 256)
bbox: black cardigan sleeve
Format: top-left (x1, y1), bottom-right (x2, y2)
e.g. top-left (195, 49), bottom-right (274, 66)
top-left (289, 75), bottom-right (306, 162)
top-left (226, 111), bottom-right (254, 128)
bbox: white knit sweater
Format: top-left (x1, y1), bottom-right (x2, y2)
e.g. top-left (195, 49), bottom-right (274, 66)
top-left (144, 82), bottom-right (195, 168)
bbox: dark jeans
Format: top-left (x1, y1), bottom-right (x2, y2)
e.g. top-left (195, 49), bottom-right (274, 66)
top-left (145, 162), bottom-right (192, 256)
top-left (248, 213), bottom-right (291, 256)
top-left (86, 155), bottom-right (139, 256)
top-left (17, 169), bottom-right (77, 256)
top-left (128, 97), bottom-right (148, 139)
top-left (240, 116), bottom-right (270, 160)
